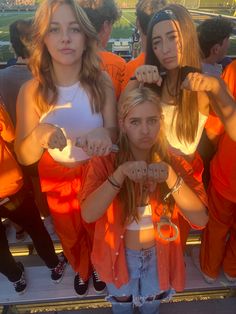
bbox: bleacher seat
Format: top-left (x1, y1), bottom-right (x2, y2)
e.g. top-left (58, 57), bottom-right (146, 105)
top-left (0, 222), bottom-right (235, 313)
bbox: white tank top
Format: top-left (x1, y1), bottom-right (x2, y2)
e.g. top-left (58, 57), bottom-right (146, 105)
top-left (40, 82), bottom-right (103, 163)
top-left (126, 204), bottom-right (153, 231)
top-left (162, 104), bottom-right (208, 156)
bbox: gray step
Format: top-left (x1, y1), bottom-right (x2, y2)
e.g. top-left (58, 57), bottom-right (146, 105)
top-left (4, 222), bottom-right (60, 246)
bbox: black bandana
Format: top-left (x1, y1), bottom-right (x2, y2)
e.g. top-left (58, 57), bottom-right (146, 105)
top-left (152, 9), bottom-right (177, 24)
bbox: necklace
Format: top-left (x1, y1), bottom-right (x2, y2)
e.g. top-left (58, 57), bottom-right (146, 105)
top-left (165, 78), bottom-right (180, 98)
top-left (165, 69), bottom-right (181, 98)
top-left (58, 83), bottom-right (79, 104)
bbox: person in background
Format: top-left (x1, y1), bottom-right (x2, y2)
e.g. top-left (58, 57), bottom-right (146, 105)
top-left (0, 19), bottom-right (55, 236)
top-left (196, 17), bottom-right (233, 191)
top-left (0, 19), bottom-right (32, 126)
top-left (199, 60), bottom-right (236, 284)
top-left (80, 87), bottom-right (208, 314)
top-left (197, 17), bottom-right (233, 77)
top-left (78, 0), bottom-right (126, 99)
top-left (0, 102), bottom-right (67, 294)
top-left (15, 0), bottom-right (117, 297)
top-left (121, 0), bottom-right (167, 92)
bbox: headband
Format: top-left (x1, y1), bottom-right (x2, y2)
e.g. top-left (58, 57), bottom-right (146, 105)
top-left (152, 9), bottom-right (177, 24)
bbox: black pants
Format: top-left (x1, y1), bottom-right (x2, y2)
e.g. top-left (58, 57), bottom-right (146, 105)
top-left (0, 189), bottom-right (59, 282)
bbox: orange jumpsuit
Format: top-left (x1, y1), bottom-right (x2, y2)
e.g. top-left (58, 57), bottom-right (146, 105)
top-left (99, 51), bottom-right (126, 100)
top-left (38, 152), bottom-right (94, 281)
top-left (200, 61), bottom-right (236, 278)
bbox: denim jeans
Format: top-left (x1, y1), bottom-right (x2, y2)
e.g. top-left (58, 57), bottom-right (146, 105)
top-left (106, 246), bottom-right (172, 314)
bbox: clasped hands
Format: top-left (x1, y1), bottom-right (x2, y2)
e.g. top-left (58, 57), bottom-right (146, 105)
top-left (37, 123), bottom-right (112, 156)
top-left (119, 160), bottom-right (169, 192)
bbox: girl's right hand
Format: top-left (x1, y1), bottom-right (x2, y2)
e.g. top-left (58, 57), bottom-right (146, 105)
top-left (35, 123), bottom-right (67, 151)
top-left (181, 72), bottom-right (220, 94)
top-left (135, 65), bottom-right (163, 86)
top-left (118, 161), bottom-right (148, 183)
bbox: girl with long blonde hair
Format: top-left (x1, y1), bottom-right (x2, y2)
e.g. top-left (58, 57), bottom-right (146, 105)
top-left (80, 87), bottom-right (208, 314)
top-left (15, 0), bottom-right (117, 296)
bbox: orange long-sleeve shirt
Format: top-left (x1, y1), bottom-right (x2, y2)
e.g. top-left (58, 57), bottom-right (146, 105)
top-left (80, 153), bottom-right (207, 291)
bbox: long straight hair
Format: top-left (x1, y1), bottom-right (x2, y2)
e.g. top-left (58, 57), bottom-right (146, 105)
top-left (116, 87), bottom-right (174, 225)
top-left (29, 0), bottom-right (105, 114)
top-left (146, 4), bottom-right (202, 144)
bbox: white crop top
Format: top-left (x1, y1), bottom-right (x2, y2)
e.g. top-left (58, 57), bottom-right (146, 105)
top-left (126, 204), bottom-right (153, 231)
top-left (162, 104), bottom-right (208, 156)
top-left (40, 82), bottom-right (103, 163)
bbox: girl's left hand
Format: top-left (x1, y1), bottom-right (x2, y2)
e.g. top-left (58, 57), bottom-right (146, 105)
top-left (181, 72), bottom-right (220, 93)
top-left (75, 127), bottom-right (112, 156)
top-left (147, 162), bottom-right (169, 183)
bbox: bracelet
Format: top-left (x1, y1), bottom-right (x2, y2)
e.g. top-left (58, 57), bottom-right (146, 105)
top-left (107, 175), bottom-right (121, 190)
top-left (164, 176), bottom-right (183, 202)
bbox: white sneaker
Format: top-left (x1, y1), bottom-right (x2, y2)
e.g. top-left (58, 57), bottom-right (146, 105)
top-left (202, 272), bottom-right (217, 284)
top-left (224, 272), bottom-right (236, 282)
top-left (43, 216), bottom-right (55, 235)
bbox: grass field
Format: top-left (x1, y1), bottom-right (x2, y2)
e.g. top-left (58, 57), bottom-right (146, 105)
top-left (0, 9), bottom-right (136, 62)
top-left (0, 11), bottom-right (34, 61)
top-left (0, 8), bottom-right (236, 62)
top-left (0, 11), bottom-right (33, 41)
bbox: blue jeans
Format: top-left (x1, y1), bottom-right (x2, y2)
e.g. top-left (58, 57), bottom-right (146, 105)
top-left (106, 246), bottom-right (172, 314)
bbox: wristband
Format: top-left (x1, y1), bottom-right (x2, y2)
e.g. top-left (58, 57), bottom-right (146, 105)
top-left (164, 176), bottom-right (183, 202)
top-left (107, 175), bottom-right (121, 190)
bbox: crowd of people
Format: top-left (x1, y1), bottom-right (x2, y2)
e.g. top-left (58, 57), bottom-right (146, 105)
top-left (0, 0), bottom-right (236, 313)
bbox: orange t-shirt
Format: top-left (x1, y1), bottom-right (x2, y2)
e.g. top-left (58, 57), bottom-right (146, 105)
top-left (80, 153), bottom-right (207, 291)
top-left (121, 52), bottom-right (145, 92)
top-left (210, 61), bottom-right (236, 201)
top-left (222, 60), bottom-right (236, 98)
top-left (99, 51), bottom-right (126, 100)
top-left (0, 104), bottom-right (23, 198)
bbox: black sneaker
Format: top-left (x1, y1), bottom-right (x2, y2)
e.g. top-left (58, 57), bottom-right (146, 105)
top-left (13, 262), bottom-right (27, 294)
top-left (74, 273), bottom-right (89, 297)
top-left (92, 269), bottom-right (106, 293)
top-left (51, 252), bottom-right (68, 283)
